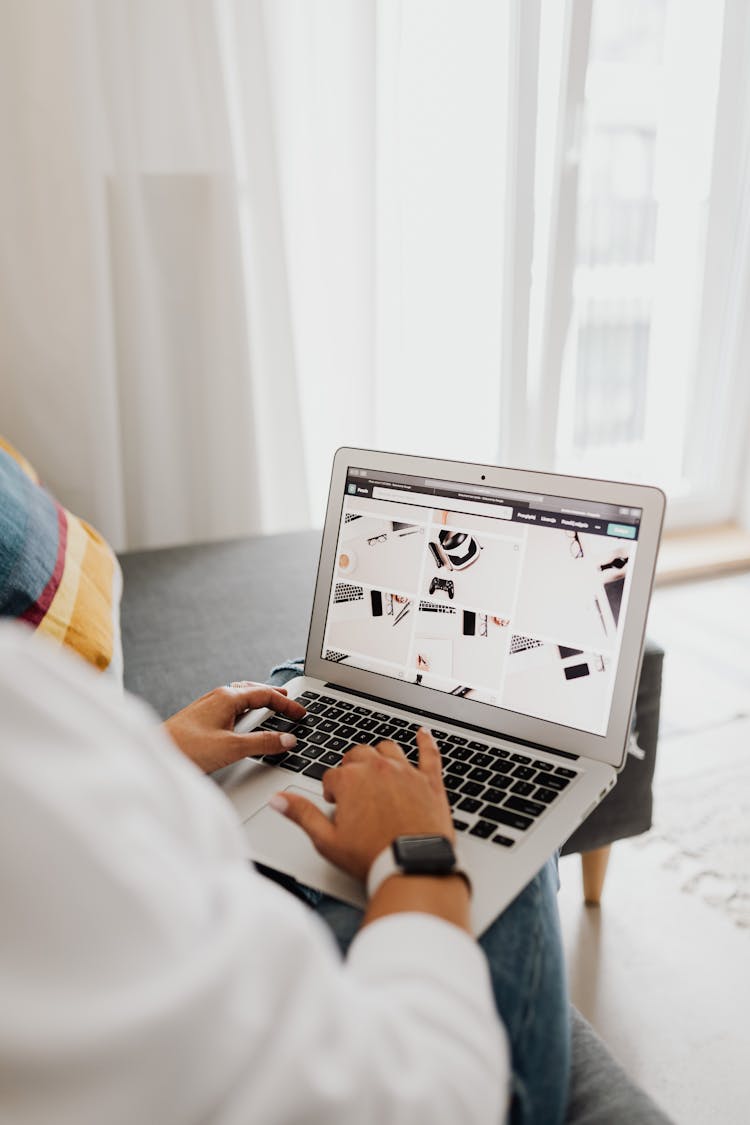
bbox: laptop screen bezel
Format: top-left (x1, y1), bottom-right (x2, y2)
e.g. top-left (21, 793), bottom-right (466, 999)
top-left (304, 447), bottom-right (665, 769)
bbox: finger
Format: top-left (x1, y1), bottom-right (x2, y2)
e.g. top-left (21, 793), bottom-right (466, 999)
top-left (271, 791), bottom-right (336, 855)
top-left (374, 738), bottom-right (405, 761)
top-left (416, 727), bottom-right (443, 789)
top-left (321, 763), bottom-right (350, 803)
top-left (341, 743), bottom-right (378, 767)
top-left (227, 685), bottom-right (305, 720)
top-left (229, 729), bottom-right (298, 759)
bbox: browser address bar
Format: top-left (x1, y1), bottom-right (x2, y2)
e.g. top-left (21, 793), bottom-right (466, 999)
top-left (372, 487), bottom-right (513, 520)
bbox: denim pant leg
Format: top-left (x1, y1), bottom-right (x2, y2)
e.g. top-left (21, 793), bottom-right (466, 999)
top-left (264, 663), bottom-right (570, 1125)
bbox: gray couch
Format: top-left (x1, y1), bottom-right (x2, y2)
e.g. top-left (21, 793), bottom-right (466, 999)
top-left (120, 530), bottom-right (672, 1124)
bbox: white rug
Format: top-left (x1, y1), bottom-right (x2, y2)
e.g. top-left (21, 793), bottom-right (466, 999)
top-left (634, 722), bottom-right (750, 930)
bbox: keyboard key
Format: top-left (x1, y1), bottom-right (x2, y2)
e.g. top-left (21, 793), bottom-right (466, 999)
top-left (447, 790), bottom-right (461, 807)
top-left (492, 834), bottom-right (514, 847)
top-left (483, 786), bottom-right (507, 805)
top-left (510, 753), bottom-right (531, 764)
top-left (532, 760), bottom-right (549, 770)
top-left (320, 695), bottom-right (337, 705)
top-left (263, 716), bottom-right (296, 732)
top-left (489, 773), bottom-right (513, 790)
top-left (467, 740), bottom-right (489, 752)
top-left (337, 724), bottom-right (358, 741)
top-left (461, 780), bottom-right (484, 798)
top-left (447, 734), bottom-right (468, 746)
top-left (299, 691), bottom-right (319, 702)
top-left (300, 744), bottom-right (324, 760)
top-left (302, 761), bottom-right (329, 781)
top-left (444, 774), bottom-right (463, 791)
top-left (446, 760), bottom-right (471, 777)
top-left (278, 754), bottom-right (308, 773)
top-left (491, 760), bottom-right (513, 775)
top-left (534, 787), bottom-right (557, 804)
top-left (404, 747), bottom-right (420, 762)
top-left (405, 723), bottom-right (421, 735)
top-left (480, 805), bottom-right (533, 831)
top-left (372, 712), bottom-right (389, 723)
top-left (457, 796), bottom-right (482, 814)
top-left (309, 731), bottom-right (329, 746)
top-left (320, 750), bottom-right (342, 767)
top-left (432, 729), bottom-right (449, 739)
top-left (555, 767), bottom-right (577, 778)
top-left (356, 716), bottom-right (377, 732)
top-left (469, 819), bottom-right (495, 839)
top-left (469, 751), bottom-right (493, 769)
top-left (353, 705), bottom-right (370, 714)
top-left (511, 781), bottom-right (534, 796)
top-left (262, 751), bottom-right (288, 765)
top-left (495, 748), bottom-right (510, 759)
top-left (378, 725), bottom-right (401, 741)
top-left (452, 818), bottom-right (470, 832)
top-left (389, 716), bottom-right (408, 728)
top-left (534, 772), bottom-right (570, 791)
top-left (307, 701), bottom-right (327, 714)
top-left (505, 795), bottom-right (545, 818)
top-left (447, 745), bottom-right (471, 761)
top-left (326, 737), bottom-right (347, 752)
top-left (327, 708), bottom-right (348, 722)
top-left (468, 766), bottom-right (491, 783)
top-left (512, 765), bottom-right (535, 781)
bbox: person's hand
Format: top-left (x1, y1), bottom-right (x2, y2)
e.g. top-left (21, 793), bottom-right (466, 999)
top-left (163, 682), bottom-right (305, 773)
top-left (274, 729), bottom-right (453, 882)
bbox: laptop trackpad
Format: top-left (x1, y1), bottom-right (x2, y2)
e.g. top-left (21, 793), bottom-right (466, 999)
top-left (242, 786), bottom-right (366, 908)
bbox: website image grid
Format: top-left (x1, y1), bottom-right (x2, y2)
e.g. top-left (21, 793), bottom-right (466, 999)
top-left (322, 483), bottom-right (638, 735)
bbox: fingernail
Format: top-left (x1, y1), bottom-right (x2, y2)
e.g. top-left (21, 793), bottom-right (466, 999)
top-left (419, 726), bottom-right (432, 736)
top-left (280, 733), bottom-right (297, 749)
top-left (269, 794), bottom-right (289, 814)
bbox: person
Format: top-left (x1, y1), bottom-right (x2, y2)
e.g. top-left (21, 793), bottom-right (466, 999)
top-left (0, 626), bottom-right (570, 1124)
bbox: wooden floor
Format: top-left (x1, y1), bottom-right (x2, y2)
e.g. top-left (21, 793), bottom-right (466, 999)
top-left (558, 570), bottom-right (750, 1124)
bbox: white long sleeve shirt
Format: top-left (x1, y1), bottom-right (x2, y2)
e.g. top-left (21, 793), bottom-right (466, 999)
top-left (0, 626), bottom-right (509, 1125)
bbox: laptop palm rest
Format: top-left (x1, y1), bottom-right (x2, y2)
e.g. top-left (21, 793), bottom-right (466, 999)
top-left (242, 786), bottom-right (366, 909)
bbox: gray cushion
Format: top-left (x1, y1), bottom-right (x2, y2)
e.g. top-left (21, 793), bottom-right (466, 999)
top-left (567, 1008), bottom-right (673, 1123)
top-left (120, 531), bottom-right (319, 718)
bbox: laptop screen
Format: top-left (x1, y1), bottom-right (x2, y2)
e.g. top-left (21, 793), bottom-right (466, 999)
top-left (321, 466), bottom-right (642, 736)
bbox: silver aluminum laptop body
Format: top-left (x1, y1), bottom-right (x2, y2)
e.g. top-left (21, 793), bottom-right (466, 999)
top-left (219, 449), bottom-right (665, 935)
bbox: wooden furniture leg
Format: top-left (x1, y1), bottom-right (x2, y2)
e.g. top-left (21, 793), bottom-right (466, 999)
top-left (581, 845), bottom-right (611, 905)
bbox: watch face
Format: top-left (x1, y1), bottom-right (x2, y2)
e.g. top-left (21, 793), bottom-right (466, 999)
top-left (392, 835), bottom-right (456, 874)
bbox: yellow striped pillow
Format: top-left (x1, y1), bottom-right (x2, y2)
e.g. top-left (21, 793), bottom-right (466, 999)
top-left (0, 436), bottom-right (122, 681)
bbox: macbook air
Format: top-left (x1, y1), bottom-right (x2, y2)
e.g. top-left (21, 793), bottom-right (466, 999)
top-left (219, 448), bottom-right (665, 934)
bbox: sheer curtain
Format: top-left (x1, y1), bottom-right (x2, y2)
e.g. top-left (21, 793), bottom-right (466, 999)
top-left (0, 0), bottom-right (309, 550)
top-left (0, 0), bottom-right (533, 547)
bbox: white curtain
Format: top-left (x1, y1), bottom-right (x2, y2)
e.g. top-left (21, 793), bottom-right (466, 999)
top-left (0, 0), bottom-right (531, 548)
top-left (0, 0), bottom-right (310, 550)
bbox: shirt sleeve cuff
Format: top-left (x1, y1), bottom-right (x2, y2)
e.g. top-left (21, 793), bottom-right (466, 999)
top-left (346, 912), bottom-right (496, 1009)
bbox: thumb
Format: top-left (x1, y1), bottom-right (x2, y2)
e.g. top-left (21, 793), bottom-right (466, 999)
top-left (270, 792), bottom-right (336, 856)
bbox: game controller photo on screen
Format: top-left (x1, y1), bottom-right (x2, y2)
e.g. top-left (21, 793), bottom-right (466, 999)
top-left (422, 519), bottom-right (523, 611)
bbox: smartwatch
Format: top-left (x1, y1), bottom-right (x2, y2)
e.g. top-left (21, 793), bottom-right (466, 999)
top-left (366, 834), bottom-right (471, 898)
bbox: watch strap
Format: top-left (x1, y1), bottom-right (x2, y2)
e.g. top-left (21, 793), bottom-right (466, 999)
top-left (366, 842), bottom-right (471, 899)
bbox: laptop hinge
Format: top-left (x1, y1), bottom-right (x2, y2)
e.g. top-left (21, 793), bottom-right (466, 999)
top-left (324, 683), bottom-right (580, 762)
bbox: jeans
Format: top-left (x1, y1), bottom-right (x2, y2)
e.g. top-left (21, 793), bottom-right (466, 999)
top-left (265, 662), bottom-right (571, 1125)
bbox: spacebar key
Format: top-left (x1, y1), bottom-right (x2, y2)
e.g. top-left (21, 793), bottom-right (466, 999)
top-left (302, 761), bottom-right (330, 781)
top-left (480, 805), bottom-right (533, 831)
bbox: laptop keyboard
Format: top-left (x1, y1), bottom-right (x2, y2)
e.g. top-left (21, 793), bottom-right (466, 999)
top-left (255, 691), bottom-right (578, 848)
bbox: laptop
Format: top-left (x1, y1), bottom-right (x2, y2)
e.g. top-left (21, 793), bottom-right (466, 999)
top-left (220, 448), bottom-right (665, 934)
